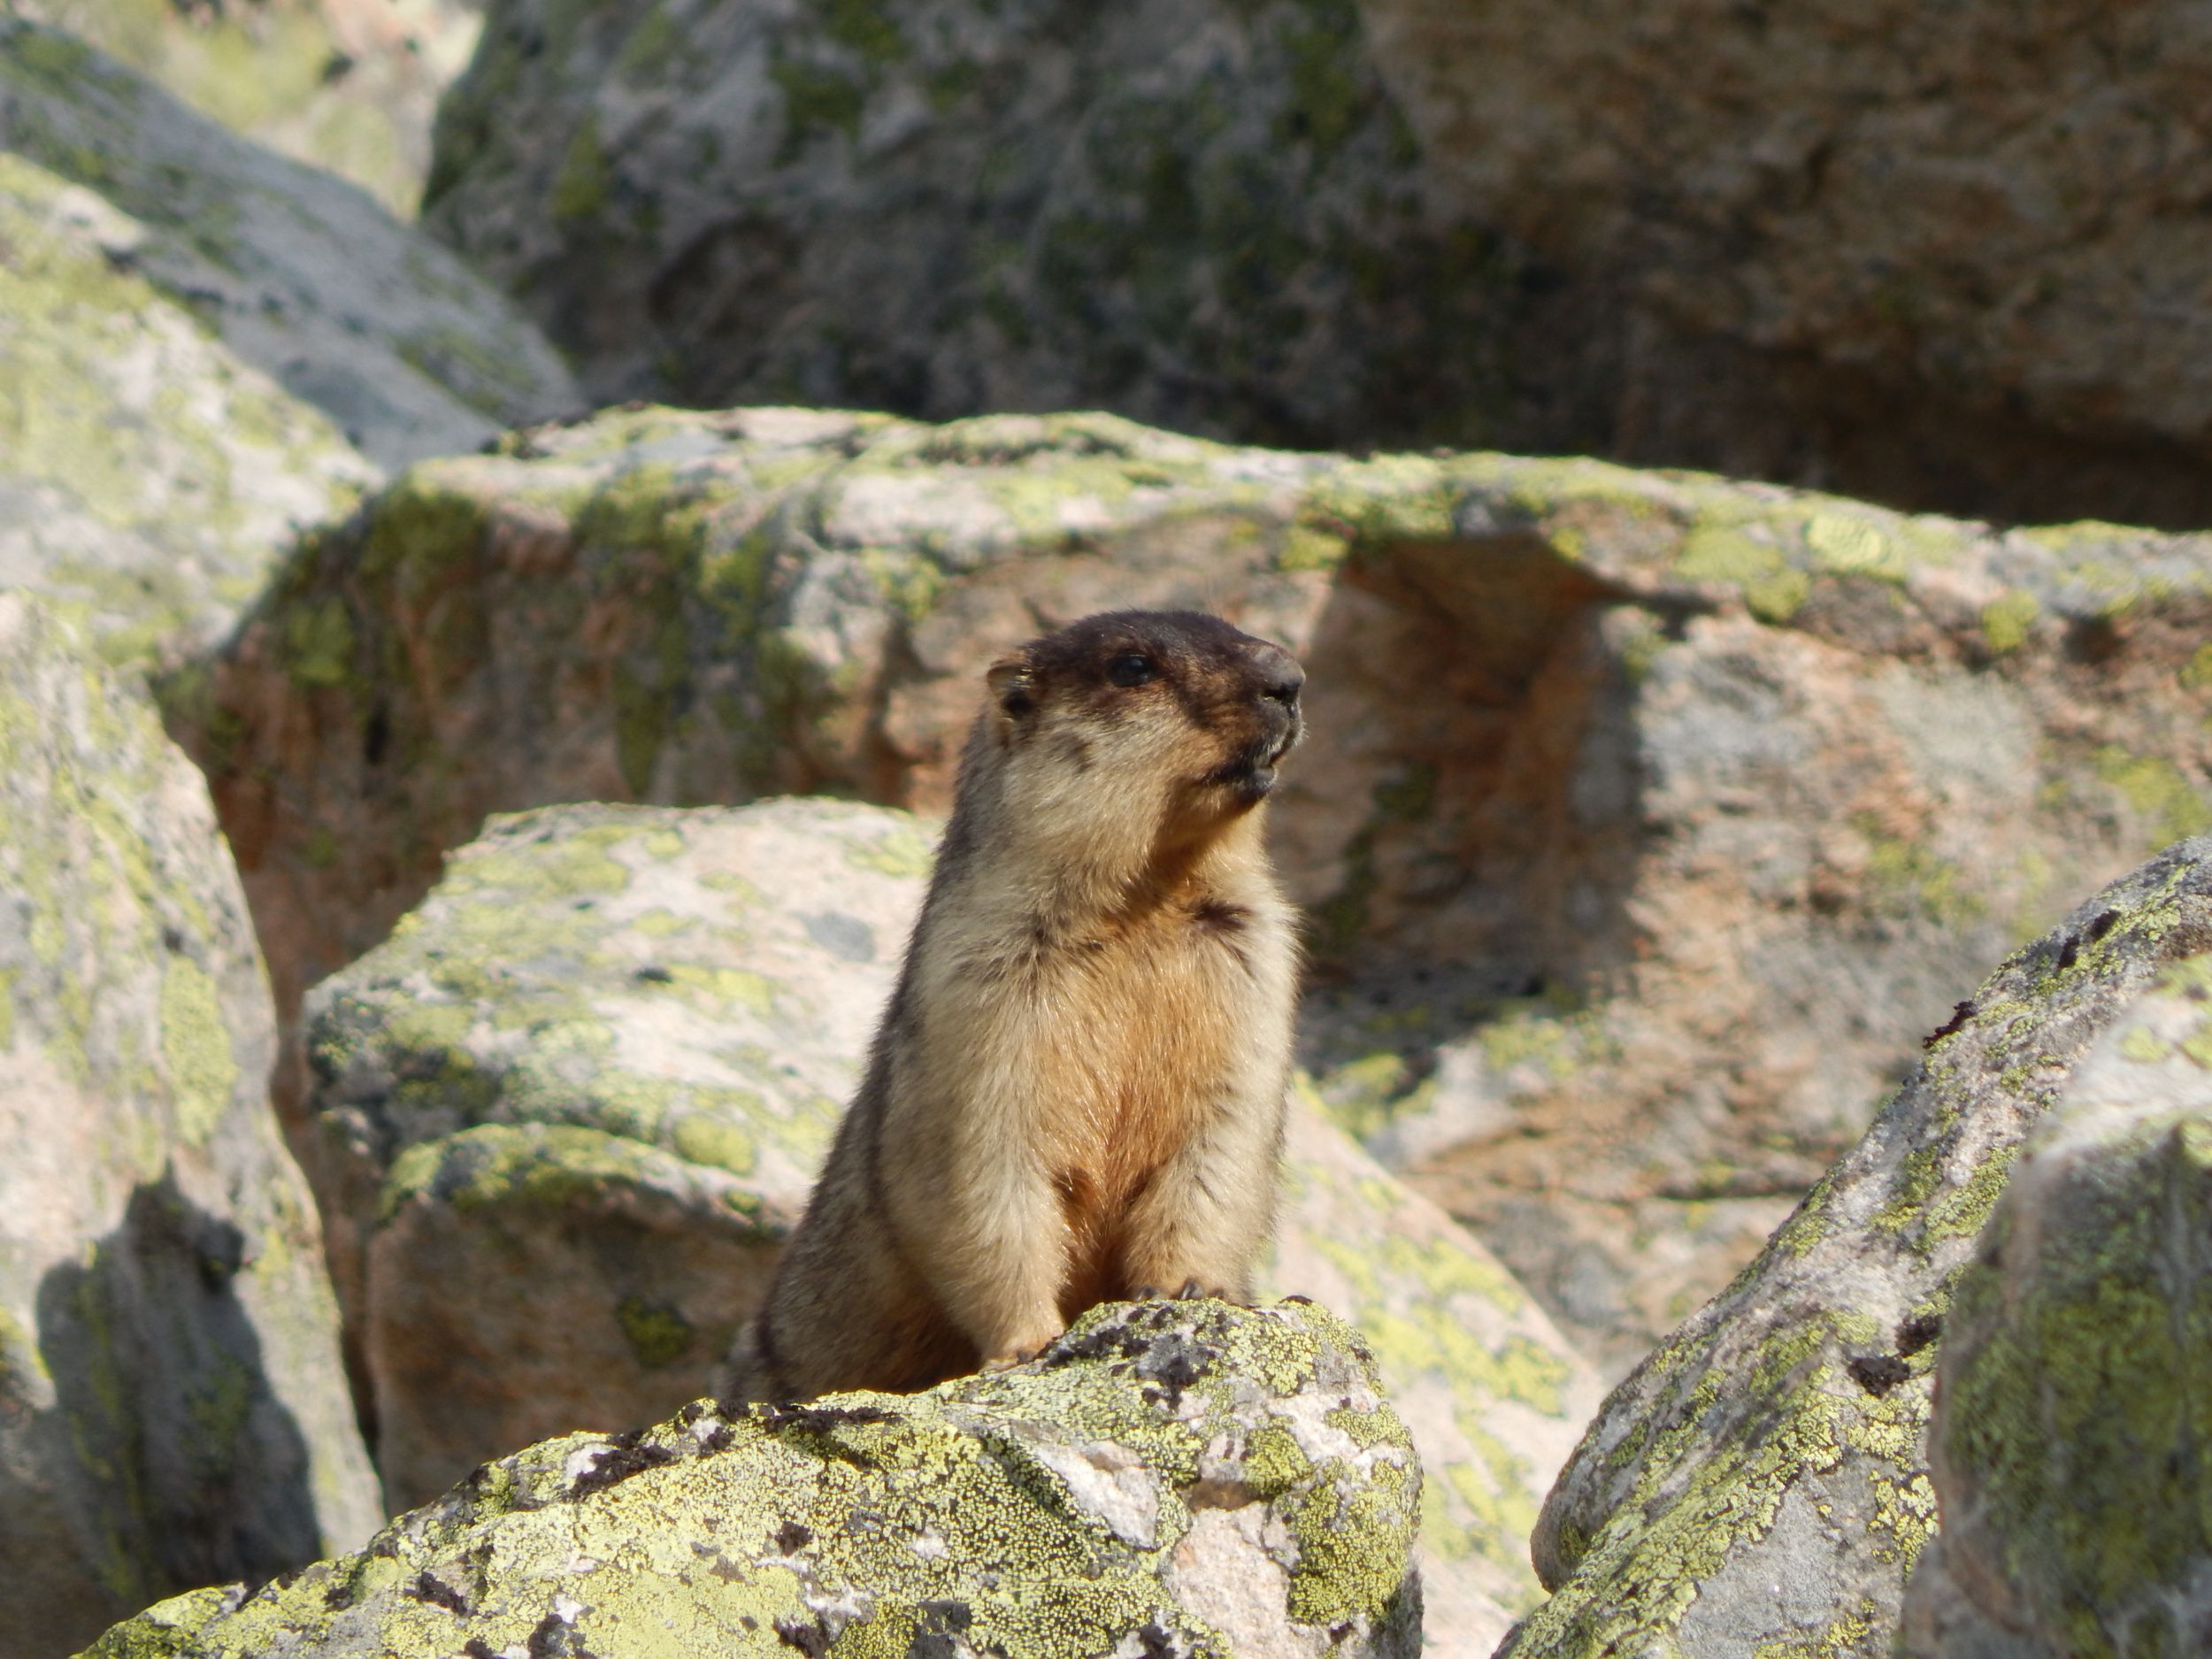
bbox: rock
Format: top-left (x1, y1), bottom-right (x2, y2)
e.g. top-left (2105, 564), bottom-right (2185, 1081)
top-left (0, 595), bottom-right (380, 1656)
top-left (81, 1298), bottom-right (1423, 1659)
top-left (13, 0), bottom-right (485, 217)
top-left (1356, 0), bottom-right (2212, 528)
top-left (1502, 841), bottom-right (2212, 1659)
top-left (0, 144), bottom-right (372, 669)
top-left (1897, 956), bottom-right (2212, 1658)
top-left (302, 798), bottom-right (1601, 1647)
top-left (1, 19), bottom-right (578, 479)
top-left (180, 403), bottom-right (2212, 1370)
top-left (420, 0), bottom-right (1575, 457)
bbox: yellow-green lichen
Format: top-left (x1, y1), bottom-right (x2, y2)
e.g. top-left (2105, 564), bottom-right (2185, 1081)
top-left (87, 1300), bottom-right (1416, 1657)
top-left (158, 957), bottom-right (235, 1147)
top-left (2093, 747), bottom-right (2212, 846)
top-left (1980, 590), bottom-right (2039, 654)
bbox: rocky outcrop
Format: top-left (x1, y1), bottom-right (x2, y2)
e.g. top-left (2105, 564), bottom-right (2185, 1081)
top-left (1, 19), bottom-right (576, 479)
top-left (420, 0), bottom-right (1573, 457)
top-left (12, 0), bottom-right (484, 217)
top-left (0, 596), bottom-right (380, 1656)
top-left (0, 142), bottom-right (372, 669)
top-left (0, 19), bottom-right (578, 670)
top-left (1355, 0), bottom-right (2212, 528)
top-left (1502, 841), bottom-right (2212, 1659)
top-left (303, 797), bottom-right (1600, 1650)
top-left (178, 403), bottom-right (2212, 1370)
top-left (82, 1298), bottom-right (1423, 1659)
top-left (1898, 957), bottom-right (2212, 1658)
top-left (423, 0), bottom-right (2212, 526)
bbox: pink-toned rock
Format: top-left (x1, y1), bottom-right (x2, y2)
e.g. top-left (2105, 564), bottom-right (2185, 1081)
top-left (175, 404), bottom-right (2212, 1371)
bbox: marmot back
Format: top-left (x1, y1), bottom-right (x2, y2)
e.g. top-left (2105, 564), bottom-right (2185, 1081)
top-left (721, 610), bottom-right (1305, 1402)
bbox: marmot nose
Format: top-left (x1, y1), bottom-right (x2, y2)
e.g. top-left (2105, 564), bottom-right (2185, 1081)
top-left (1255, 648), bottom-right (1303, 710)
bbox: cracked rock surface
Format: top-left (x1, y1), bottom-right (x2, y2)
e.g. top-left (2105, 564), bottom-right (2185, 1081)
top-left (1506, 840), bottom-right (2212, 1659)
top-left (1900, 956), bottom-right (2212, 1659)
top-left (0, 596), bottom-right (379, 1655)
top-left (82, 1298), bottom-right (1425, 1659)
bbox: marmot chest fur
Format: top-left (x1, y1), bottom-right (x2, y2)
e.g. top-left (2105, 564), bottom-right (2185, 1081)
top-left (723, 609), bottom-right (1305, 1402)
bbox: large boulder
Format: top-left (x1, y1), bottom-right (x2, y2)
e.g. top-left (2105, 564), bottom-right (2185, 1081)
top-left (302, 798), bottom-right (1601, 1650)
top-left (1, 19), bottom-right (577, 480)
top-left (0, 143), bottom-right (372, 669)
top-left (1898, 957), bottom-right (2212, 1658)
top-left (0, 18), bottom-right (579, 672)
top-left (13, 0), bottom-right (485, 217)
top-left (1502, 841), bottom-right (2212, 1659)
top-left (177, 403), bottom-right (2212, 1371)
top-left (1355, 0), bottom-right (2212, 528)
top-left (419, 0), bottom-right (1569, 457)
top-left (82, 1298), bottom-right (1424, 1659)
top-left (0, 595), bottom-right (380, 1656)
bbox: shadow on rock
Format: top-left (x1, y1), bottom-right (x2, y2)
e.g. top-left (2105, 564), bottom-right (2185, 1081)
top-left (30, 1173), bottom-right (325, 1635)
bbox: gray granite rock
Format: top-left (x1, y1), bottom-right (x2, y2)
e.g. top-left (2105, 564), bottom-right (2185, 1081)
top-left (13, 0), bottom-right (484, 217)
top-left (301, 797), bottom-right (1601, 1651)
top-left (0, 595), bottom-right (380, 1656)
top-left (178, 403), bottom-right (2212, 1377)
top-left (421, 0), bottom-right (1566, 457)
top-left (1357, 0), bottom-right (2212, 527)
top-left (83, 1298), bottom-right (1422, 1659)
top-left (2, 19), bottom-right (577, 474)
top-left (1898, 956), bottom-right (2212, 1659)
top-left (1503, 841), bottom-right (2212, 1659)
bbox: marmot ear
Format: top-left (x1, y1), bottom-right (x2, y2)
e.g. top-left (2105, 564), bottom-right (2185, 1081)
top-left (987, 655), bottom-right (1037, 723)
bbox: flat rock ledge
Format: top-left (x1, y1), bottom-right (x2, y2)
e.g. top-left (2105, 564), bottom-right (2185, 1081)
top-left (81, 1298), bottom-right (1425, 1659)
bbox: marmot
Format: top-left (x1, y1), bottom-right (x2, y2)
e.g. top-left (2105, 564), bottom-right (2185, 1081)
top-left (720, 610), bottom-right (1305, 1402)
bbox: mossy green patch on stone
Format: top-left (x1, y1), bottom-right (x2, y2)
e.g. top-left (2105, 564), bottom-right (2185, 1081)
top-left (614, 1296), bottom-right (695, 1370)
top-left (1980, 590), bottom-right (2040, 654)
top-left (86, 1299), bottom-right (1417, 1657)
top-left (549, 113), bottom-right (613, 224)
top-left (158, 957), bottom-right (236, 1148)
top-left (2093, 747), bottom-right (2212, 846)
top-left (2181, 642), bottom-right (2212, 695)
top-left (843, 819), bottom-right (937, 879)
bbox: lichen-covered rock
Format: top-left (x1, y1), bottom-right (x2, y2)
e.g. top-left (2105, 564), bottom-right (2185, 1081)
top-left (14, 0), bottom-right (484, 217)
top-left (184, 403), bottom-right (2212, 1372)
top-left (1, 19), bottom-right (577, 478)
top-left (1897, 956), bottom-right (2212, 1659)
top-left (1502, 841), bottom-right (2212, 1659)
top-left (1356, 0), bottom-right (2212, 528)
top-left (305, 798), bottom-right (929, 1511)
top-left (0, 595), bottom-right (380, 1655)
top-left (0, 144), bottom-right (373, 668)
top-left (302, 798), bottom-right (1601, 1649)
top-left (81, 1298), bottom-right (1423, 1659)
top-left (420, 0), bottom-right (1567, 457)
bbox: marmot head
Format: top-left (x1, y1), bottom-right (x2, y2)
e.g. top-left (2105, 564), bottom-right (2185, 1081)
top-left (983, 611), bottom-right (1304, 831)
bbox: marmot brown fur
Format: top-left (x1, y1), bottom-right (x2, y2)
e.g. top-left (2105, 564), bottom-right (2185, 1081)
top-left (719, 610), bottom-right (1305, 1401)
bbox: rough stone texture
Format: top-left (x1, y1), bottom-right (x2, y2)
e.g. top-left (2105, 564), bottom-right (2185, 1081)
top-left (420, 0), bottom-right (1581, 457)
top-left (13, 0), bottom-right (484, 217)
top-left (81, 1298), bottom-right (1423, 1659)
top-left (302, 798), bottom-right (1601, 1649)
top-left (178, 403), bottom-right (2212, 1371)
top-left (1356, 0), bottom-right (2212, 529)
top-left (1502, 841), bottom-right (2212, 1659)
top-left (1897, 956), bottom-right (2212, 1659)
top-left (1, 19), bottom-right (577, 479)
top-left (0, 144), bottom-right (373, 669)
top-left (0, 595), bottom-right (380, 1657)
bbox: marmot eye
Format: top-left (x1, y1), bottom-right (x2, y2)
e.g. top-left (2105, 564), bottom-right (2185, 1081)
top-left (1107, 653), bottom-right (1156, 687)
